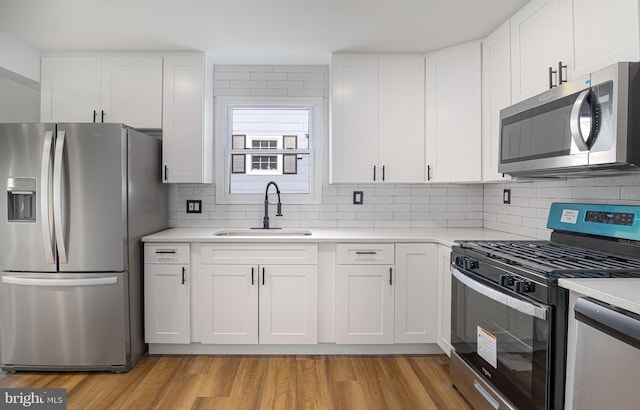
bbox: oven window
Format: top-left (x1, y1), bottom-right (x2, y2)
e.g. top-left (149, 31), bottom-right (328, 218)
top-left (452, 273), bottom-right (550, 410)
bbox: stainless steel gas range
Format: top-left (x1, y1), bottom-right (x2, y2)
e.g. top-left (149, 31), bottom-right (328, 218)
top-left (450, 203), bottom-right (640, 410)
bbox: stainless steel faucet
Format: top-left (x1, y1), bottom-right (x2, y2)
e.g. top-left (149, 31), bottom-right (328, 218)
top-left (263, 181), bottom-right (282, 229)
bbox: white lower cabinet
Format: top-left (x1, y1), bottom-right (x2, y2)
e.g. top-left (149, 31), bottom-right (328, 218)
top-left (335, 243), bottom-right (438, 345)
top-left (394, 243), bottom-right (438, 344)
top-left (143, 243), bottom-right (190, 344)
top-left (198, 244), bottom-right (318, 345)
top-left (436, 245), bottom-right (453, 356)
top-left (335, 264), bottom-right (395, 344)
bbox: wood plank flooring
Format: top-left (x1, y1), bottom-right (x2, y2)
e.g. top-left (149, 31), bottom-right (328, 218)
top-left (0, 354), bottom-right (471, 409)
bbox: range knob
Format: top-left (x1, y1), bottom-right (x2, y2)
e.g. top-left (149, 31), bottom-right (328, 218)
top-left (500, 275), bottom-right (515, 287)
top-left (515, 280), bottom-right (536, 293)
top-left (463, 258), bottom-right (479, 270)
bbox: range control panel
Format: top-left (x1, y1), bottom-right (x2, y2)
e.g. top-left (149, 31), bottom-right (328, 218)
top-left (547, 203), bottom-right (640, 241)
top-left (585, 211), bottom-right (634, 226)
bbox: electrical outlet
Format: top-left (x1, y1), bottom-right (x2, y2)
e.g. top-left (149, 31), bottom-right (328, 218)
top-left (186, 199), bottom-right (202, 213)
top-left (353, 191), bottom-right (364, 205)
top-left (503, 189), bottom-right (511, 204)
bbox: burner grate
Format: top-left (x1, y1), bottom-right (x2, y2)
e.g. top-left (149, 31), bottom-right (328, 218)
top-left (460, 240), bottom-right (640, 272)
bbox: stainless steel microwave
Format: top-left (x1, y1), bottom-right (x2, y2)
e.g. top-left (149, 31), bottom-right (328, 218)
top-left (499, 62), bottom-right (640, 177)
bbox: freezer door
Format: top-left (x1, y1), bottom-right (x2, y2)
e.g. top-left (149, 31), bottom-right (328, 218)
top-left (0, 272), bottom-right (128, 371)
top-left (0, 123), bottom-right (57, 272)
top-left (56, 123), bottom-right (128, 272)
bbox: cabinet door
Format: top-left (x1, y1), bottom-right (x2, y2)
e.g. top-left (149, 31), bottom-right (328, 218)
top-left (40, 56), bottom-right (101, 123)
top-left (563, 0), bottom-right (640, 79)
top-left (510, 0), bottom-right (564, 103)
top-left (335, 264), bottom-right (394, 344)
top-left (378, 57), bottom-right (425, 183)
top-left (259, 265), bottom-right (318, 344)
top-left (394, 244), bottom-right (438, 343)
top-left (482, 22), bottom-right (512, 182)
top-left (330, 56), bottom-right (380, 183)
top-left (101, 56), bottom-right (163, 128)
top-left (162, 54), bottom-right (213, 183)
top-left (425, 41), bottom-right (482, 182)
top-left (199, 264), bottom-right (258, 344)
top-left (436, 246), bottom-right (452, 356)
top-left (144, 264), bottom-right (190, 344)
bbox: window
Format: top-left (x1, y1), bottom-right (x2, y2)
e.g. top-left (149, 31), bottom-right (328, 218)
top-left (215, 97), bottom-right (324, 204)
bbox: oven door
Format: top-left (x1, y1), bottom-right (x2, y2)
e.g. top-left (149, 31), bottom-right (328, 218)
top-left (451, 267), bottom-right (552, 410)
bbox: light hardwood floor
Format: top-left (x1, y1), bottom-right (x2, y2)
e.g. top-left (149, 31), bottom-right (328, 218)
top-left (0, 354), bottom-right (471, 409)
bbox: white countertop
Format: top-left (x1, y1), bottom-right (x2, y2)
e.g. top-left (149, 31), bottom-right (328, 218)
top-left (142, 227), bottom-right (532, 247)
top-left (559, 278), bottom-right (640, 315)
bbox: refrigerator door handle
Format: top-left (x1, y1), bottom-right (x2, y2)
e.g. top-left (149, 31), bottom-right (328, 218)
top-left (40, 130), bottom-right (55, 264)
top-left (2, 276), bottom-right (118, 287)
top-left (53, 130), bottom-right (68, 265)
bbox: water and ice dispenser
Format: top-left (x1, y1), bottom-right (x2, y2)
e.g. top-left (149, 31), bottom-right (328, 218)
top-left (7, 177), bottom-right (36, 222)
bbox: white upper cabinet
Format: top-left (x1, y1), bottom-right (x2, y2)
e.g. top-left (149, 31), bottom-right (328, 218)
top-left (41, 55), bottom-right (163, 128)
top-left (162, 53), bottom-right (213, 183)
top-left (100, 57), bottom-right (163, 127)
top-left (378, 57), bottom-right (426, 183)
top-left (162, 54), bottom-right (213, 184)
top-left (482, 22), bottom-right (512, 183)
top-left (331, 54), bottom-right (425, 183)
top-left (41, 57), bottom-right (101, 123)
top-left (561, 0), bottom-right (640, 79)
top-left (510, 0), bottom-right (565, 103)
top-left (425, 41), bottom-right (482, 183)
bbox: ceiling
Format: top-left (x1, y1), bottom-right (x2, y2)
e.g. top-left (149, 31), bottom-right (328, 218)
top-left (0, 0), bottom-right (528, 65)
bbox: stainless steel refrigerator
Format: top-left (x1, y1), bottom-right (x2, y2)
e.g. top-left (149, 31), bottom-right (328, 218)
top-left (0, 123), bottom-right (167, 372)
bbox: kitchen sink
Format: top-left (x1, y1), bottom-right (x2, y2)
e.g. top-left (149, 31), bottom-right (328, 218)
top-left (213, 229), bottom-right (312, 237)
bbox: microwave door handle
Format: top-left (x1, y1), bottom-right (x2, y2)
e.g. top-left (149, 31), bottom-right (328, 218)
top-left (53, 130), bottom-right (68, 265)
top-left (40, 130), bottom-right (55, 264)
top-left (452, 267), bottom-right (547, 320)
top-left (570, 89), bottom-right (592, 151)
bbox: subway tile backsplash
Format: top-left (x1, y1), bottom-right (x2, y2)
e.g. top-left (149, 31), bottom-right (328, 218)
top-left (168, 177), bottom-right (640, 236)
top-left (168, 183), bottom-right (485, 229)
top-left (484, 174), bottom-right (640, 239)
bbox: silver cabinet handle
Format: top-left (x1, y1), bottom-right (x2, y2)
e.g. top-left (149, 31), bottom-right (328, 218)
top-left (355, 251), bottom-right (377, 255)
top-left (53, 130), bottom-right (67, 265)
top-left (40, 130), bottom-right (55, 264)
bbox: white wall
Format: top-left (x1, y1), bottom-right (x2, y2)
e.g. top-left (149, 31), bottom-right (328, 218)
top-left (0, 67), bottom-right (40, 122)
top-left (0, 29), bottom-right (40, 82)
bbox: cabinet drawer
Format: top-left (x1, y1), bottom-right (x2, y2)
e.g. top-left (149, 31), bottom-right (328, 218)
top-left (336, 243), bottom-right (395, 265)
top-left (144, 243), bottom-right (190, 264)
top-left (200, 244), bottom-right (318, 265)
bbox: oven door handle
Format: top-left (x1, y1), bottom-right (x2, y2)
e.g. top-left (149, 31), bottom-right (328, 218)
top-left (452, 267), bottom-right (547, 320)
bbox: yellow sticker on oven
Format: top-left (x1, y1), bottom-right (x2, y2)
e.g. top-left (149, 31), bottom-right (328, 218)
top-left (477, 326), bottom-right (497, 369)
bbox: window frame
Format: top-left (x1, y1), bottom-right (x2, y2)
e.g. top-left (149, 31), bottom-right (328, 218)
top-left (214, 96), bottom-right (324, 205)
